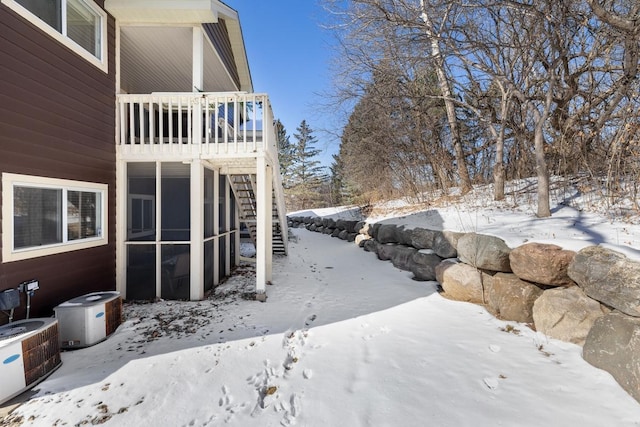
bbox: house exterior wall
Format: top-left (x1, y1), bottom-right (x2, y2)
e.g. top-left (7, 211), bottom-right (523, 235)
top-left (0, 1), bottom-right (117, 321)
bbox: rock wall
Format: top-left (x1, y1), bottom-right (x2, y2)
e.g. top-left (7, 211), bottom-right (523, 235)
top-left (288, 215), bottom-right (640, 404)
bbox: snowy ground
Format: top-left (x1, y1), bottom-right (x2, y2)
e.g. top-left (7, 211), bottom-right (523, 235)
top-left (2, 178), bottom-right (640, 426)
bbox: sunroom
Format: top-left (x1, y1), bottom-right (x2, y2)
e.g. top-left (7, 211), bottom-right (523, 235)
top-left (105, 0), bottom-right (288, 301)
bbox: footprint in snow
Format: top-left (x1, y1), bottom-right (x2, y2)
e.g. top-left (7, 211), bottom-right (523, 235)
top-left (304, 314), bottom-right (317, 326)
top-left (483, 377), bottom-right (499, 390)
top-left (489, 344), bottom-right (501, 353)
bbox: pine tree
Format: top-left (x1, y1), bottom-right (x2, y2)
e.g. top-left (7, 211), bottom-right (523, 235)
top-left (287, 120), bottom-right (326, 210)
top-left (275, 119), bottom-right (295, 188)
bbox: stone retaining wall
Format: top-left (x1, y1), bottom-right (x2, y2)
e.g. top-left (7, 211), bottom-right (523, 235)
top-left (288, 215), bottom-right (640, 404)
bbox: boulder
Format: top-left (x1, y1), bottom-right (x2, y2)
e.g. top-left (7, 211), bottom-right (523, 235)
top-left (435, 258), bottom-right (457, 284)
top-left (355, 221), bottom-right (367, 235)
top-left (344, 220), bottom-right (359, 233)
top-left (488, 273), bottom-right (543, 323)
top-left (376, 224), bottom-right (400, 244)
top-left (533, 286), bottom-right (609, 345)
top-left (437, 261), bottom-right (484, 303)
top-left (410, 228), bottom-right (437, 249)
top-left (510, 243), bottom-right (576, 286)
top-left (389, 246), bottom-right (419, 271)
top-left (362, 239), bottom-right (379, 253)
top-left (369, 223), bottom-right (381, 240)
top-left (480, 271), bottom-right (496, 313)
top-left (583, 311), bottom-right (640, 403)
top-left (457, 233), bottom-right (512, 272)
top-left (396, 226), bottom-right (414, 246)
top-left (376, 243), bottom-right (397, 261)
top-left (323, 218), bottom-right (335, 229)
top-left (338, 230), bottom-right (349, 240)
top-left (432, 230), bottom-right (462, 258)
top-left (409, 250), bottom-right (443, 281)
top-left (355, 234), bottom-right (370, 246)
top-left (568, 246), bottom-right (640, 317)
top-left (331, 228), bottom-right (341, 238)
top-left (346, 233), bottom-right (358, 242)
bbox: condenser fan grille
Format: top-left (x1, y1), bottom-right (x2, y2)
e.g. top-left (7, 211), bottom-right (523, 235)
top-left (22, 323), bottom-right (61, 386)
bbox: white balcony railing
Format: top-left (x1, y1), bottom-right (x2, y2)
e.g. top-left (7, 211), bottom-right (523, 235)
top-left (116, 92), bottom-right (277, 158)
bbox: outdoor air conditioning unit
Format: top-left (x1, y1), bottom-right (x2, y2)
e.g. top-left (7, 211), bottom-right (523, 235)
top-left (0, 318), bottom-right (62, 405)
top-left (54, 291), bottom-right (122, 349)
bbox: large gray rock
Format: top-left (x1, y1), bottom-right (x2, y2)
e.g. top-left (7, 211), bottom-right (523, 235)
top-left (457, 233), bottom-right (512, 272)
top-left (397, 226), bottom-right (414, 246)
top-left (533, 286), bottom-right (609, 345)
top-left (410, 228), bottom-right (437, 249)
top-left (432, 230), bottom-right (461, 258)
top-left (488, 273), bottom-right (543, 323)
top-left (324, 218), bottom-right (336, 229)
top-left (568, 246), bottom-right (640, 317)
top-left (362, 239), bottom-right (379, 253)
top-left (389, 246), bottom-right (419, 271)
top-left (355, 221), bottom-right (367, 235)
top-left (583, 312), bottom-right (640, 403)
top-left (437, 261), bottom-right (484, 303)
top-left (369, 223), bottom-right (381, 240)
top-left (344, 220), bottom-right (359, 233)
top-left (510, 243), bottom-right (576, 287)
top-left (376, 224), bottom-right (400, 244)
top-left (408, 250), bottom-right (443, 281)
top-left (376, 243), bottom-right (397, 261)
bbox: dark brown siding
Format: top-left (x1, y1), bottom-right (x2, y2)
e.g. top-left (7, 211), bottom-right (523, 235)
top-left (203, 20), bottom-right (241, 89)
top-left (0, 1), bottom-right (116, 321)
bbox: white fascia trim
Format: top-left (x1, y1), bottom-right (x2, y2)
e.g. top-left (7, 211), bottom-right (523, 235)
top-left (105, 0), bottom-right (223, 24)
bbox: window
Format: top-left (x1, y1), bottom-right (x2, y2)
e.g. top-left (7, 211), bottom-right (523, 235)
top-left (2, 0), bottom-right (107, 72)
top-left (2, 173), bottom-right (108, 262)
top-left (128, 194), bottom-right (155, 240)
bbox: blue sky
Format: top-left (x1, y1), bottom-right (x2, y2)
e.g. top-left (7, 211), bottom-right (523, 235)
top-left (228, 0), bottom-right (340, 168)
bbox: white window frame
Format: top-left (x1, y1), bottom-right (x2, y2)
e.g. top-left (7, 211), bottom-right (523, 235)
top-left (127, 194), bottom-right (156, 240)
top-left (2, 173), bottom-right (108, 263)
top-left (1, 0), bottom-right (108, 73)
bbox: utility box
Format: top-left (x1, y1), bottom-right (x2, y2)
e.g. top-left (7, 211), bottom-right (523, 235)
top-left (54, 291), bottom-right (122, 349)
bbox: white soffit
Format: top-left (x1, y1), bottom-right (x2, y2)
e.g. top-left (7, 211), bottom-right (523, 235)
top-left (105, 0), bottom-right (230, 24)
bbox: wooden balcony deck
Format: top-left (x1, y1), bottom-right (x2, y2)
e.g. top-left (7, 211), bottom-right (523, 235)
top-left (116, 92), bottom-right (277, 161)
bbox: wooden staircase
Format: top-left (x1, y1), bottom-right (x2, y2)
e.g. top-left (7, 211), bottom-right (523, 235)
top-left (230, 174), bottom-right (287, 255)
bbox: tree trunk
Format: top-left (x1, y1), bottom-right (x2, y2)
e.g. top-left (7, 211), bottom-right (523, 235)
top-left (534, 118), bottom-right (551, 217)
top-left (420, 2), bottom-right (473, 194)
top-left (493, 142), bottom-right (505, 201)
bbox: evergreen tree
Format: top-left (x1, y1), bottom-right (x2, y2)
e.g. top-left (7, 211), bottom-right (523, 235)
top-left (287, 120), bottom-right (326, 210)
top-left (275, 119), bottom-right (295, 188)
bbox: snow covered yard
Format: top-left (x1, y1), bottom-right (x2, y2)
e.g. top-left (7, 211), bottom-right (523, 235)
top-left (2, 226), bottom-right (640, 426)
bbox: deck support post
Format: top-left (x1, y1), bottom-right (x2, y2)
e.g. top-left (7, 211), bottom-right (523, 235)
top-left (190, 159), bottom-right (204, 300)
top-left (265, 164), bottom-right (273, 283)
top-left (256, 155), bottom-right (269, 299)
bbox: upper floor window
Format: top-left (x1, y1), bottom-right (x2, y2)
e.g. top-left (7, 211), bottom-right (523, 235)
top-left (2, 0), bottom-right (107, 72)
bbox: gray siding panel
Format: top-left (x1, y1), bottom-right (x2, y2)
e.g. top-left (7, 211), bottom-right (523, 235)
top-left (0, 3), bottom-right (117, 320)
